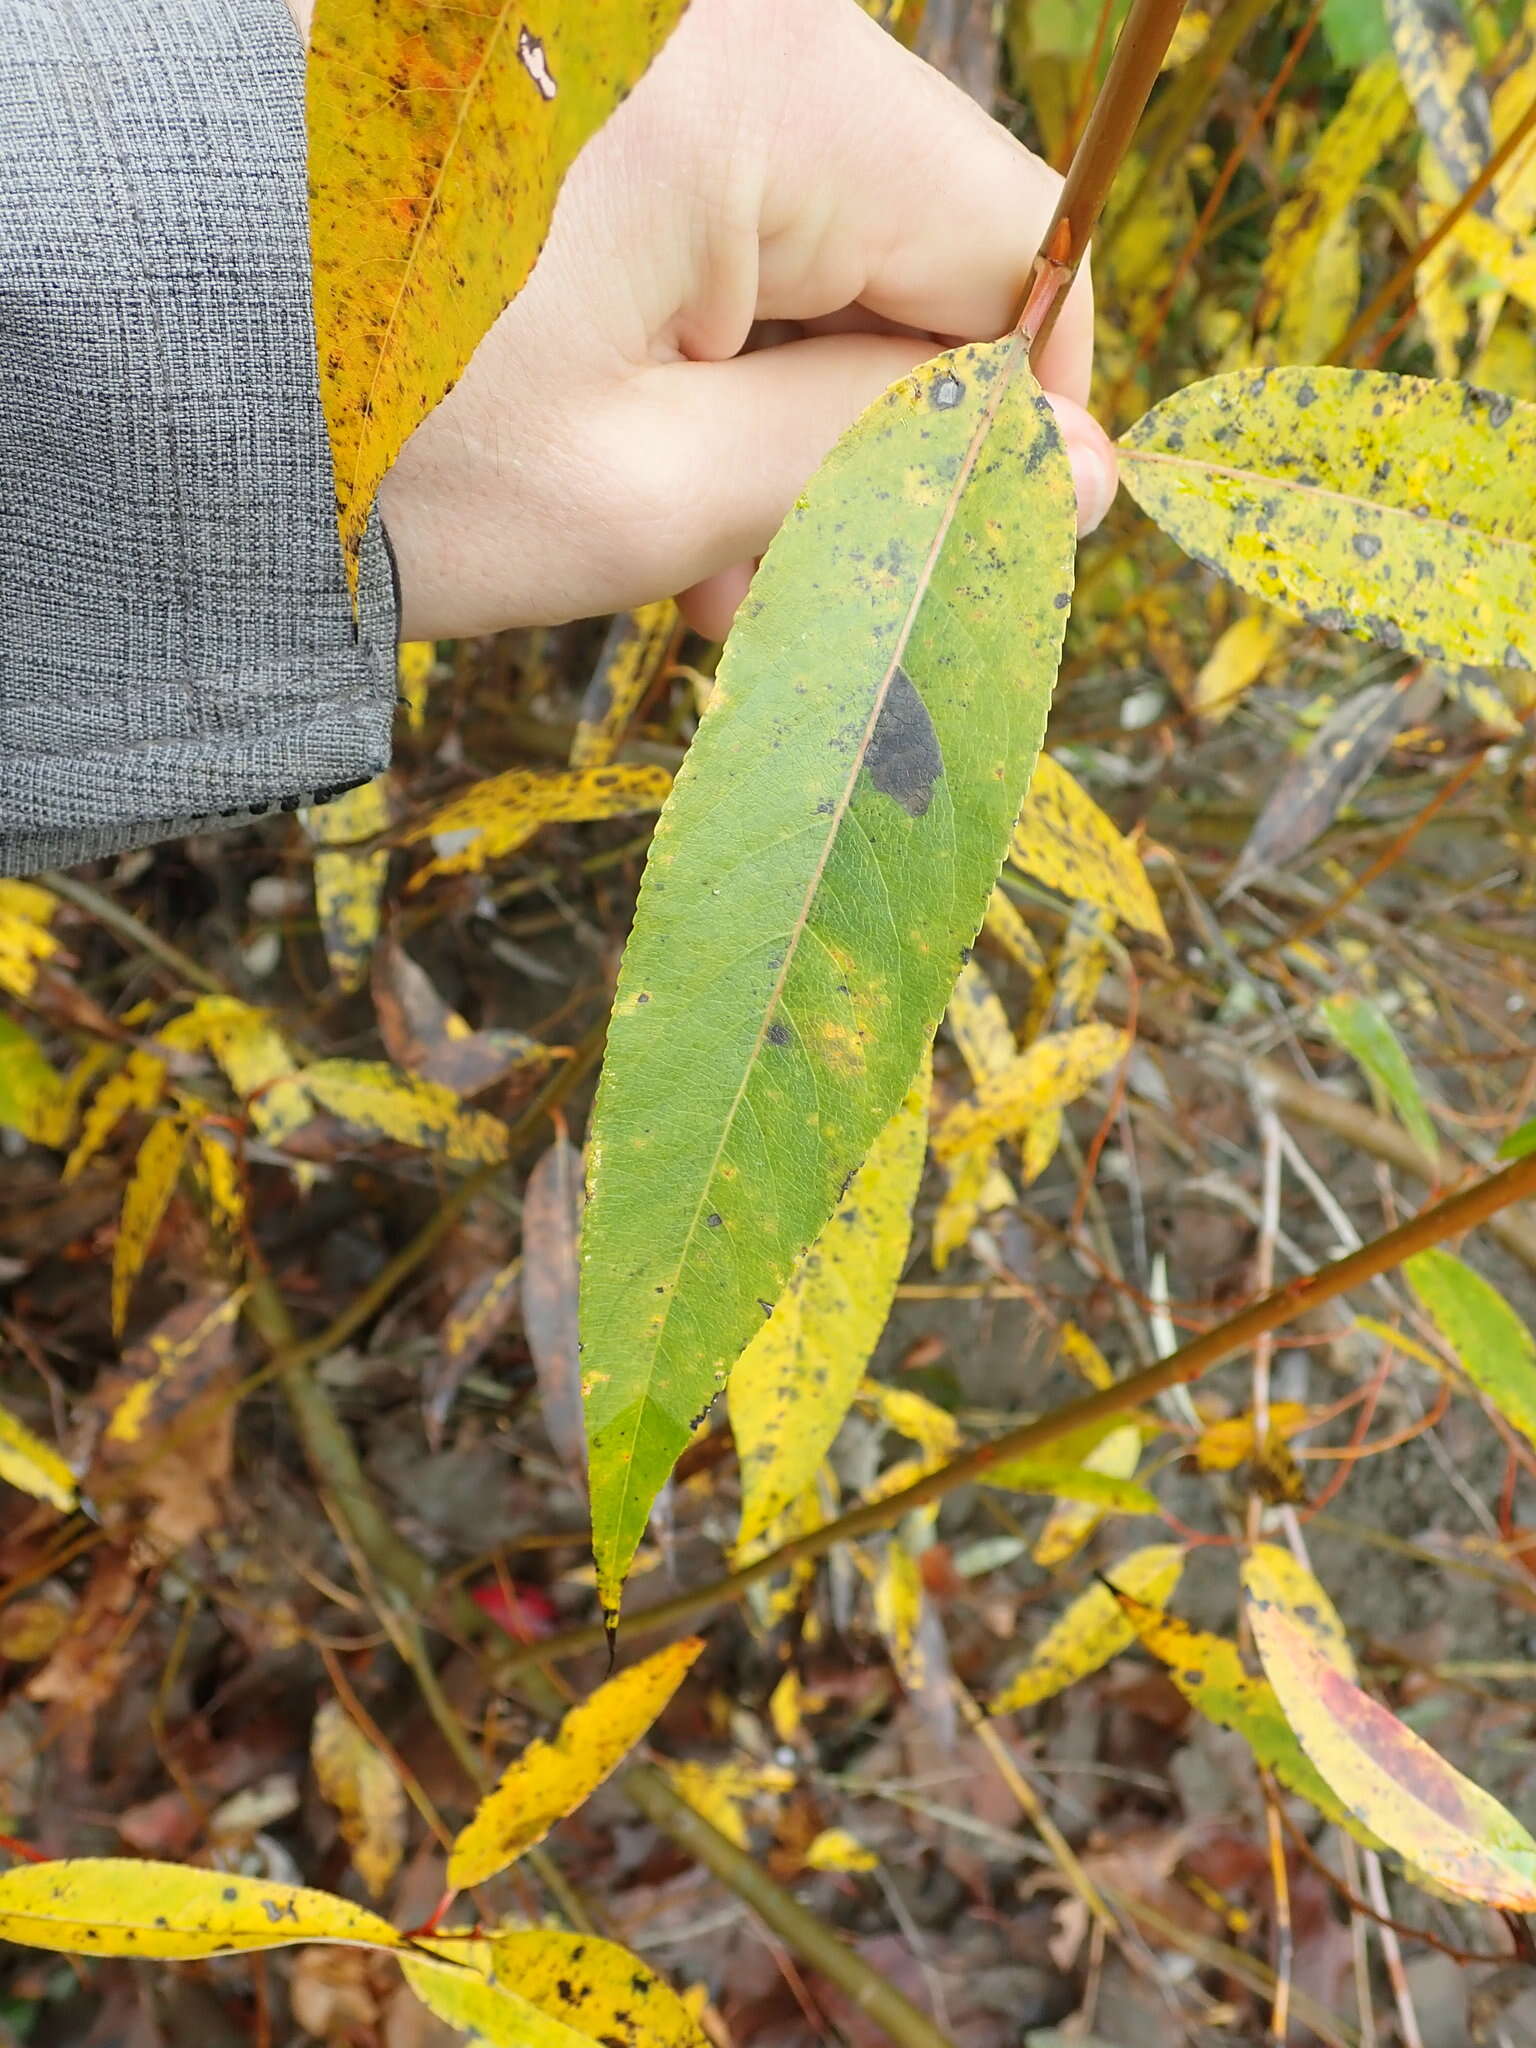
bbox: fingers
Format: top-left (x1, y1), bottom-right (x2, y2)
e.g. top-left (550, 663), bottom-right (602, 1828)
top-left (632, 332), bottom-right (1117, 640)
top-left (750, 0), bottom-right (1096, 406)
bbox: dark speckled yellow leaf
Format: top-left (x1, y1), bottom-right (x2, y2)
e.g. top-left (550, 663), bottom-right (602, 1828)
top-left (307, 0), bottom-right (690, 589)
top-left (1384, 0), bottom-right (1493, 197)
top-left (581, 340), bottom-right (1077, 1613)
top-left (1120, 367), bottom-right (1536, 668)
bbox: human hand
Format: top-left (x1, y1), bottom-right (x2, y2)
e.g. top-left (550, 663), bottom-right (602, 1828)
top-left (290, 0), bottom-right (1117, 641)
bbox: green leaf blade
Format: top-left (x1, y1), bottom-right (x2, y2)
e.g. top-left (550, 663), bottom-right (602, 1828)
top-left (1119, 367), bottom-right (1536, 668)
top-left (581, 339), bottom-right (1077, 1611)
top-left (1321, 990), bottom-right (1437, 1156)
top-left (1406, 1246), bottom-right (1536, 1447)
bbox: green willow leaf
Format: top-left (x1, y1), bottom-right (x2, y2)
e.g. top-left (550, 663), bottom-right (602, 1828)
top-left (1321, 990), bottom-right (1437, 1156)
top-left (1119, 367), bottom-right (1536, 668)
top-left (1406, 1246), bottom-right (1536, 1446)
top-left (581, 339), bottom-right (1077, 1613)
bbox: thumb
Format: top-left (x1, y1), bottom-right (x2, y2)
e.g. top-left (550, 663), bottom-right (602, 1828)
top-left (626, 333), bottom-right (1117, 642)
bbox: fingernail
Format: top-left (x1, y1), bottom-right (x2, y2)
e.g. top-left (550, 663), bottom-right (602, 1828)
top-left (1067, 436), bottom-right (1119, 537)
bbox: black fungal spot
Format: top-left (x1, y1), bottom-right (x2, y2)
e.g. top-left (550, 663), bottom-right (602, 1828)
top-left (864, 665), bottom-right (943, 818)
top-left (1295, 381), bottom-right (1318, 407)
top-left (1351, 531), bottom-right (1382, 560)
top-left (1053, 590), bottom-right (1071, 609)
top-left (766, 1021), bottom-right (792, 1047)
top-left (757, 1299), bottom-right (775, 1317)
top-left (930, 372), bottom-right (965, 410)
top-left (706, 1213), bottom-right (723, 1228)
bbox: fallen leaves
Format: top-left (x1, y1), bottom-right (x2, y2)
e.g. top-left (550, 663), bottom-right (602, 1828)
top-left (312, 1700), bottom-right (407, 1902)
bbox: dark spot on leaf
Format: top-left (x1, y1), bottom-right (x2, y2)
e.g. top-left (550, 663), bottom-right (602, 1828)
top-left (1351, 532), bottom-right (1382, 560)
top-left (1053, 591), bottom-right (1071, 609)
top-left (929, 372), bottom-right (965, 409)
top-left (1295, 381), bottom-right (1318, 407)
top-left (757, 1299), bottom-right (774, 1317)
top-left (766, 1021), bottom-right (791, 1047)
top-left (706, 1213), bottom-right (722, 1228)
top-left (864, 665), bottom-right (943, 818)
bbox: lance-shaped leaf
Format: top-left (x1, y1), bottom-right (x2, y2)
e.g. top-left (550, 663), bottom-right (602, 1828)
top-left (931, 1021), bottom-right (1125, 1161)
top-left (1406, 1246), bottom-right (1536, 1447)
top-left (312, 1699), bottom-right (406, 1902)
top-left (0, 879), bottom-right (61, 1000)
top-left (1010, 754), bottom-right (1166, 941)
top-left (522, 1135), bottom-right (587, 1476)
top-left (406, 1930), bottom-right (709, 2048)
top-left (0, 1018), bottom-right (66, 1148)
top-left (304, 1059), bottom-right (509, 1165)
top-left (1321, 989), bottom-right (1437, 1156)
top-left (1241, 1542), bottom-right (1355, 1677)
top-left (447, 1637), bottom-right (701, 1888)
top-left (0, 1405), bottom-right (78, 1514)
top-left (306, 0), bottom-right (690, 587)
top-left (1115, 1592), bottom-right (1365, 1833)
top-left (401, 1953), bottom-right (587, 2048)
top-left (1119, 368), bottom-right (1536, 668)
top-left (305, 776), bottom-right (393, 993)
top-left (0, 1860), bottom-right (402, 1960)
top-left (1257, 56), bottom-right (1409, 332)
top-left (1249, 1601), bottom-right (1536, 1907)
top-left (112, 1118), bottom-right (189, 1337)
top-left (581, 340), bottom-right (1076, 1609)
top-left (1384, 0), bottom-right (1493, 197)
top-left (572, 602), bottom-right (680, 769)
top-left (991, 1543), bottom-right (1184, 1714)
top-left (730, 1062), bottom-right (930, 1550)
top-left (405, 763), bottom-right (675, 888)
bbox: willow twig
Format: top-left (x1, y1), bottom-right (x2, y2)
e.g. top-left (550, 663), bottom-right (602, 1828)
top-left (500, 1150), bottom-right (1536, 1675)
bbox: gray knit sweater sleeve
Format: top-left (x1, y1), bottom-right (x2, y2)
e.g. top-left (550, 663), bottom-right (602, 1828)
top-left (0, 0), bottom-right (398, 877)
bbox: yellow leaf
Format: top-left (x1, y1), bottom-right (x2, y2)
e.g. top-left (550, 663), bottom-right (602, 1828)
top-left (572, 602), bottom-right (679, 769)
top-left (1045, 904), bottom-right (1112, 1029)
top-left (0, 1405), bottom-right (78, 1514)
top-left (0, 880), bottom-right (60, 999)
top-left (1195, 1402), bottom-right (1313, 1472)
top-left (304, 1059), bottom-right (508, 1165)
top-left (487, 1928), bottom-right (709, 2047)
top-left (1257, 57), bottom-right (1410, 331)
top-left (447, 1638), bottom-right (702, 1889)
top-left (1193, 610), bottom-right (1290, 721)
top-left (730, 1063), bottom-right (930, 1549)
top-left (1279, 206), bottom-right (1363, 367)
top-left (990, 1543), bottom-right (1184, 1714)
top-left (769, 1670), bottom-right (804, 1745)
top-left (1117, 1595), bottom-right (1365, 1832)
top-left (397, 641), bottom-right (436, 731)
top-left (1249, 1602), bottom-right (1536, 1908)
top-left (1385, 0), bottom-right (1493, 195)
top-left (172, 997), bottom-right (314, 1149)
top-left (804, 1827), bottom-right (878, 1873)
top-left (873, 1542), bottom-right (927, 1693)
top-left (1032, 1421), bottom-right (1144, 1567)
top-left (1241, 1543), bottom-right (1353, 1678)
top-left (932, 1024), bottom-right (1127, 1162)
top-left (306, 0), bottom-right (690, 588)
top-left (1119, 367), bottom-right (1536, 668)
top-left (860, 1380), bottom-right (961, 1461)
top-left (946, 961), bottom-right (1015, 1084)
top-left (0, 1018), bottom-right (68, 1148)
top-left (312, 1700), bottom-right (407, 1902)
top-left (193, 1127), bottom-right (245, 1237)
top-left (0, 1859), bottom-right (402, 1960)
top-left (1011, 756), bottom-right (1166, 941)
top-left (63, 1049), bottom-right (167, 1183)
top-left (980, 885), bottom-right (1047, 975)
top-left (1449, 206), bottom-right (1536, 312)
top-left (407, 763), bottom-right (675, 887)
top-left (931, 1144), bottom-right (1013, 1271)
top-left (305, 776), bottom-right (393, 994)
top-left (662, 1758), bottom-right (794, 1850)
top-left (112, 1118), bottom-right (189, 1336)
top-left (401, 1953), bottom-right (587, 2048)
top-left (1060, 1321), bottom-right (1115, 1391)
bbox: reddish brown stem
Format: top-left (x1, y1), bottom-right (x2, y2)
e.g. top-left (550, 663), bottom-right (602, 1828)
top-left (496, 1149), bottom-right (1536, 1676)
top-left (1022, 0), bottom-right (1192, 357)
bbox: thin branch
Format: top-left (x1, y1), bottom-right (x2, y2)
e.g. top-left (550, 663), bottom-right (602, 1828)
top-left (501, 1149), bottom-right (1536, 1675)
top-left (40, 871), bottom-right (231, 997)
top-left (1021, 0), bottom-right (1193, 355)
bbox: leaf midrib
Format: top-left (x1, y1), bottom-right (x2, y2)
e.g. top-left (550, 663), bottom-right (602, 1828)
top-left (598, 336), bottom-right (1031, 1568)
